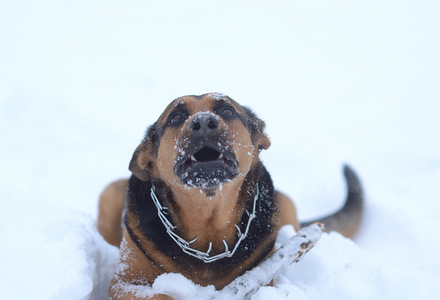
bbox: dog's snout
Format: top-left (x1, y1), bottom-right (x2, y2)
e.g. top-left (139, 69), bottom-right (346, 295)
top-left (189, 114), bottom-right (219, 135)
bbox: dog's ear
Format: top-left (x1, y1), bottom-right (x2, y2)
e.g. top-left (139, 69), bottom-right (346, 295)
top-left (243, 106), bottom-right (271, 151)
top-left (129, 124), bottom-right (158, 181)
top-left (257, 129), bottom-right (271, 151)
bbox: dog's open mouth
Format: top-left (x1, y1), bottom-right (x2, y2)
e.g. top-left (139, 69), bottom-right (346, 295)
top-left (175, 146), bottom-right (238, 188)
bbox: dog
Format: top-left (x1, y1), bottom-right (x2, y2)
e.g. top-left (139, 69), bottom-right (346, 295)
top-left (97, 93), bottom-right (363, 299)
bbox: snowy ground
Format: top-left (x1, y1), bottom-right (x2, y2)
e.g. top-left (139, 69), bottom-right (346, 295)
top-left (1, 1), bottom-right (440, 299)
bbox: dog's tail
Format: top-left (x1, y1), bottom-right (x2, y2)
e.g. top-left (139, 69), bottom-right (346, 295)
top-left (300, 165), bottom-right (364, 238)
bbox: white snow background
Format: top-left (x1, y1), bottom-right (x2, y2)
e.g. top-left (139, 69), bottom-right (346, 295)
top-left (1, 0), bottom-right (439, 299)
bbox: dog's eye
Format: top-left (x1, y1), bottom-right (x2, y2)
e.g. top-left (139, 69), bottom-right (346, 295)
top-left (222, 107), bottom-right (235, 118)
top-left (169, 113), bottom-right (183, 124)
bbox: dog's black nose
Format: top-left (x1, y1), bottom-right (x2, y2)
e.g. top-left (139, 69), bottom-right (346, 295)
top-left (189, 113), bottom-right (219, 135)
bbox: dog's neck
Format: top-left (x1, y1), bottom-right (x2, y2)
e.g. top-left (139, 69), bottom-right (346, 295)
top-left (166, 179), bottom-right (248, 247)
top-left (147, 176), bottom-right (261, 263)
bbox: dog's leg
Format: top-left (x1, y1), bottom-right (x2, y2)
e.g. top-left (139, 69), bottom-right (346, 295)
top-left (276, 191), bottom-right (300, 231)
top-left (109, 232), bottom-right (176, 300)
top-left (97, 179), bottom-right (128, 246)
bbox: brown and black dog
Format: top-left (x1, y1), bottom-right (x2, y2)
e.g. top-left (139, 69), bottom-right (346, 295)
top-left (97, 93), bottom-right (363, 299)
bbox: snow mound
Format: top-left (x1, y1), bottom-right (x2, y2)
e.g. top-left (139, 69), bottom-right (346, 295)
top-left (0, 212), bottom-right (119, 300)
top-left (1, 212), bottom-right (440, 299)
top-left (104, 224), bottom-right (440, 299)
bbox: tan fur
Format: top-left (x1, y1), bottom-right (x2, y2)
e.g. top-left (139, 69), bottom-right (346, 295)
top-left (97, 179), bottom-right (128, 247)
top-left (159, 184), bottom-right (246, 251)
top-left (276, 191), bottom-right (300, 231)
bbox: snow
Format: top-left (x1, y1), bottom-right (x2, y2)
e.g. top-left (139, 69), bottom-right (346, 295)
top-left (207, 93), bottom-right (228, 101)
top-left (1, 0), bottom-right (440, 299)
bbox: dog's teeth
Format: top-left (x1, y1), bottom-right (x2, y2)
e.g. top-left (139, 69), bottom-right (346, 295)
top-left (219, 153), bottom-right (224, 159)
top-left (191, 155), bottom-right (197, 161)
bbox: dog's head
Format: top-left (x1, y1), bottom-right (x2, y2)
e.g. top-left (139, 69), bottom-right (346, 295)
top-left (129, 93), bottom-right (270, 190)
